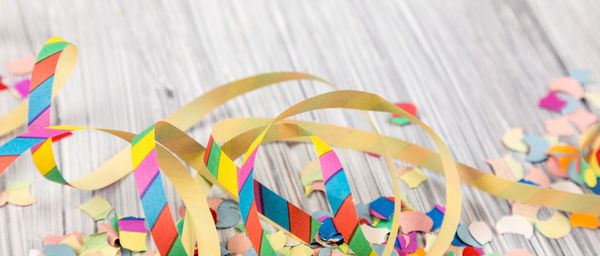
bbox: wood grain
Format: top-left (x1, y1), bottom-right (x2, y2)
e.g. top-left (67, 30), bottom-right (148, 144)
top-left (1, 0), bottom-right (599, 255)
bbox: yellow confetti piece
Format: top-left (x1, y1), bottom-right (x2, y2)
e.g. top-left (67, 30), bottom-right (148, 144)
top-left (534, 212), bottom-right (571, 239)
top-left (584, 92), bottom-right (600, 108)
top-left (6, 181), bottom-right (36, 206)
top-left (80, 232), bottom-right (119, 256)
top-left (268, 231), bottom-right (287, 252)
top-left (77, 196), bottom-right (113, 221)
top-left (289, 244), bottom-right (313, 256)
top-left (60, 234), bottom-right (84, 254)
top-left (120, 231), bottom-right (148, 252)
top-left (398, 167), bottom-right (427, 189)
top-left (0, 191), bottom-right (7, 207)
top-left (502, 128), bottom-right (528, 152)
top-left (503, 154), bottom-right (523, 180)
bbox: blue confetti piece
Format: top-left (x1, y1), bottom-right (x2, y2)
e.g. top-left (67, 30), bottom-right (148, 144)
top-left (523, 135), bottom-right (550, 163)
top-left (558, 94), bottom-right (580, 115)
top-left (568, 69), bottom-right (593, 85)
top-left (42, 244), bottom-right (76, 256)
top-left (456, 224), bottom-right (483, 248)
top-left (518, 179), bottom-right (539, 186)
top-left (426, 205), bottom-right (445, 231)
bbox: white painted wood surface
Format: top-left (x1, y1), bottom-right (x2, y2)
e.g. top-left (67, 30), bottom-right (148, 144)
top-left (1, 0), bottom-right (600, 255)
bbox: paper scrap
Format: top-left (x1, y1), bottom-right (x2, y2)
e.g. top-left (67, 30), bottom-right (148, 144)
top-left (503, 154), bottom-right (523, 180)
top-left (80, 232), bottom-right (120, 256)
top-left (216, 199), bottom-right (241, 229)
top-left (545, 156), bottom-right (569, 178)
top-left (522, 167), bottom-right (550, 187)
top-left (12, 78), bottom-right (31, 99)
top-left (228, 232), bottom-right (253, 255)
top-left (495, 215), bottom-right (533, 238)
top-left (468, 221), bottom-right (492, 245)
top-left (486, 158), bottom-right (515, 181)
top-left (398, 167), bottom-right (427, 189)
top-left (78, 196), bottom-right (113, 221)
top-left (117, 217), bottom-right (148, 252)
top-left (502, 128), bottom-right (528, 152)
top-left (0, 191), bottom-right (7, 207)
top-left (361, 224), bottom-right (389, 244)
top-left (539, 91), bottom-right (567, 112)
top-left (98, 223), bottom-right (119, 247)
top-left (522, 135), bottom-right (550, 162)
top-left (569, 212), bottom-right (600, 229)
top-left (42, 244), bottom-right (76, 256)
top-left (426, 204), bottom-right (445, 231)
top-left (534, 212), bottom-right (571, 238)
top-left (369, 196), bottom-right (396, 220)
top-left (549, 77), bottom-right (584, 99)
top-left (550, 180), bottom-right (583, 194)
top-left (6, 180), bottom-right (36, 206)
top-left (583, 92), bottom-right (600, 108)
top-left (566, 108), bottom-right (598, 132)
top-left (558, 94), bottom-right (580, 114)
top-left (6, 55), bottom-right (36, 75)
top-left (398, 210), bottom-right (433, 233)
top-left (503, 249), bottom-right (535, 256)
top-left (267, 231), bottom-right (286, 251)
top-left (544, 117), bottom-right (575, 137)
top-left (455, 224), bottom-right (483, 247)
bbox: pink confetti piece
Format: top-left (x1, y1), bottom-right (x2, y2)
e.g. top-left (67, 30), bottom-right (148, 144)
top-left (549, 77), bottom-right (584, 99)
top-left (522, 166), bottom-right (550, 187)
top-left (512, 202), bottom-right (540, 219)
top-left (566, 108), bottom-right (598, 132)
top-left (207, 198), bottom-right (223, 211)
top-left (6, 55), bottom-right (36, 75)
top-left (98, 223), bottom-right (119, 247)
top-left (544, 117), bottom-right (574, 137)
top-left (366, 152), bottom-right (381, 158)
top-left (503, 249), bottom-right (535, 256)
top-left (13, 78), bottom-right (30, 99)
top-left (227, 232), bottom-right (252, 255)
top-left (545, 156), bottom-right (568, 178)
top-left (397, 211), bottom-right (433, 234)
top-left (539, 92), bottom-right (567, 112)
top-left (486, 158), bottom-right (515, 181)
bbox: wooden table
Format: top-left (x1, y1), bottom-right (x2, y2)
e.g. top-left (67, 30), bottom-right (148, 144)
top-left (1, 0), bottom-right (599, 255)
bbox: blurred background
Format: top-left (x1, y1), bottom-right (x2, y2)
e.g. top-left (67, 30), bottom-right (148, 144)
top-left (1, 0), bottom-right (599, 255)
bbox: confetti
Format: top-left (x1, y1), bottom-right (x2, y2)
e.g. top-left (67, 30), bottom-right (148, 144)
top-left (502, 128), bottom-right (528, 152)
top-left (98, 223), bottom-right (119, 247)
top-left (0, 78), bottom-right (7, 91)
top-left (42, 244), bottom-right (76, 256)
top-left (6, 180), bottom-right (36, 206)
top-left (80, 232), bottom-right (120, 256)
top-left (569, 212), bottom-right (600, 229)
top-left (369, 196), bottom-right (395, 220)
top-left (267, 231), bottom-right (286, 251)
top-left (503, 249), bottom-right (535, 256)
top-left (78, 196), bottom-right (114, 221)
top-left (361, 224), bottom-right (389, 244)
top-left (355, 204), bottom-right (373, 224)
top-left (503, 154), bottom-right (523, 180)
top-left (486, 158), bottom-right (515, 181)
top-left (398, 167), bottom-right (427, 189)
top-left (0, 191), bottom-right (7, 207)
top-left (462, 246), bottom-right (481, 256)
top-left (216, 199), bottom-right (241, 229)
top-left (495, 216), bottom-right (533, 238)
top-left (389, 102), bottom-right (418, 126)
top-left (539, 91), bottom-right (567, 112)
top-left (372, 244), bottom-right (399, 256)
top-left (544, 117), bottom-right (574, 137)
top-left (426, 204), bottom-right (445, 231)
top-left (522, 135), bottom-right (550, 163)
top-left (533, 212), bottom-right (571, 238)
top-left (569, 69), bottom-right (592, 84)
top-left (12, 78), bottom-right (31, 99)
top-left (455, 224), bottom-right (483, 248)
top-left (468, 221), bottom-right (492, 245)
top-left (389, 117), bottom-right (412, 126)
top-left (545, 156), bottom-right (569, 178)
top-left (512, 202), bottom-right (540, 221)
top-left (522, 167), bottom-right (550, 187)
top-left (549, 77), bottom-right (584, 99)
top-left (6, 55), bottom-right (36, 75)
top-left (398, 210), bottom-right (433, 233)
top-left (583, 92), bottom-right (600, 108)
top-left (227, 232), bottom-right (253, 255)
top-left (550, 180), bottom-right (583, 194)
top-left (566, 108), bottom-right (598, 132)
top-left (558, 94), bottom-right (580, 114)
top-left (117, 217), bottom-right (148, 252)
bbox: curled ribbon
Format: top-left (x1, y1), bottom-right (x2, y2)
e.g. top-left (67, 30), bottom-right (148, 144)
top-left (1, 37), bottom-right (600, 255)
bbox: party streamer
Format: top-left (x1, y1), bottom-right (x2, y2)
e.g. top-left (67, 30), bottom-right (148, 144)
top-left (1, 37), bottom-right (600, 256)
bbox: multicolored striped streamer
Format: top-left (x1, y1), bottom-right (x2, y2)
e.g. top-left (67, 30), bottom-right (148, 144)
top-left (2, 37), bottom-right (600, 256)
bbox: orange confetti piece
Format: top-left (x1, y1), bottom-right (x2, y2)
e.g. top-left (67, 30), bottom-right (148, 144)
top-left (569, 213), bottom-right (600, 229)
